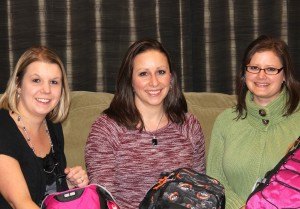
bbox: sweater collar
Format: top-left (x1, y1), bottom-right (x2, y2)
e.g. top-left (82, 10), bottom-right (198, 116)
top-left (245, 88), bottom-right (287, 131)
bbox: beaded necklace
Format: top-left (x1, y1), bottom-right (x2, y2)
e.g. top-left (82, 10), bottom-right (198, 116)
top-left (17, 114), bottom-right (54, 155)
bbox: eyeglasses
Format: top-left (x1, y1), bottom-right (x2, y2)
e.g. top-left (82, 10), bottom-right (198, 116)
top-left (245, 66), bottom-right (284, 75)
top-left (44, 162), bottom-right (59, 174)
top-left (43, 153), bottom-right (59, 174)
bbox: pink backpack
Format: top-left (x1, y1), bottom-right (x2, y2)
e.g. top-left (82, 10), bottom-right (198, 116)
top-left (41, 184), bottom-right (120, 209)
top-left (246, 137), bottom-right (300, 209)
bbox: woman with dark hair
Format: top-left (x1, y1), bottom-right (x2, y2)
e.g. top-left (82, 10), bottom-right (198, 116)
top-left (0, 46), bottom-right (89, 209)
top-left (85, 39), bottom-right (205, 209)
top-left (207, 35), bottom-right (300, 209)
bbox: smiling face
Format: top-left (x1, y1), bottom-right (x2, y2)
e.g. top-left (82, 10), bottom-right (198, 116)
top-left (17, 61), bottom-right (63, 119)
top-left (245, 50), bottom-right (285, 106)
top-left (132, 50), bottom-right (171, 111)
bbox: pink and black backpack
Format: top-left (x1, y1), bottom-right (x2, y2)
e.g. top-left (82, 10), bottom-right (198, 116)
top-left (41, 184), bottom-right (119, 209)
top-left (246, 136), bottom-right (300, 209)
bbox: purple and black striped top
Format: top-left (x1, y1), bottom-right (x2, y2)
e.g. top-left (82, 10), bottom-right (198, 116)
top-left (85, 113), bottom-right (205, 209)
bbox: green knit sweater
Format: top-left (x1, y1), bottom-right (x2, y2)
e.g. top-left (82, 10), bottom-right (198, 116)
top-left (207, 89), bottom-right (300, 209)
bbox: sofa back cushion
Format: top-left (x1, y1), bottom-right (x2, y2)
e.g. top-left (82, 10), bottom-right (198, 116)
top-left (184, 92), bottom-right (236, 153)
top-left (62, 91), bottom-right (114, 168)
top-left (0, 92), bottom-right (236, 168)
top-left (62, 91), bottom-right (236, 168)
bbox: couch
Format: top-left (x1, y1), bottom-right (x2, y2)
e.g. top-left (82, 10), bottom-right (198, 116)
top-left (63, 91), bottom-right (236, 168)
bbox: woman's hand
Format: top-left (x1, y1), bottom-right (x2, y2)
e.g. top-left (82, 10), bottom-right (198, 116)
top-left (64, 166), bottom-right (89, 188)
top-left (240, 205), bottom-right (246, 209)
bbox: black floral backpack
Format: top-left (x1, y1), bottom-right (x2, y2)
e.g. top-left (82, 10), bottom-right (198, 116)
top-left (139, 168), bottom-right (225, 209)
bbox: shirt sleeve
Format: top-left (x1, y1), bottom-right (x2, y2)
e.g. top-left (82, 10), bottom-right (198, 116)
top-left (206, 114), bottom-right (245, 209)
top-left (84, 115), bottom-right (117, 194)
top-left (187, 114), bottom-right (206, 174)
top-left (0, 123), bottom-right (20, 160)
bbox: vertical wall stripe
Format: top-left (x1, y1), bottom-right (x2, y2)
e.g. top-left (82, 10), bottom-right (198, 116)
top-left (66, 0), bottom-right (73, 88)
top-left (228, 0), bottom-right (236, 91)
top-left (38, 0), bottom-right (46, 46)
top-left (178, 0), bottom-right (185, 90)
top-left (155, 0), bottom-right (161, 41)
top-left (253, 0), bottom-right (259, 39)
top-left (204, 0), bottom-right (211, 92)
top-left (95, 0), bottom-right (103, 91)
top-left (7, 0), bottom-right (13, 74)
top-left (129, 0), bottom-right (136, 42)
top-left (281, 0), bottom-right (288, 43)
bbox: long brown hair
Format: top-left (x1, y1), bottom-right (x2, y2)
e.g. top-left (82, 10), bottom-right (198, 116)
top-left (235, 35), bottom-right (300, 120)
top-left (104, 38), bottom-right (187, 130)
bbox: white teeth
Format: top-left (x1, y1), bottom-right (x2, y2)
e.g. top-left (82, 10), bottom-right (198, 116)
top-left (36, 98), bottom-right (50, 103)
top-left (148, 90), bottom-right (160, 95)
top-left (255, 83), bottom-right (269, 87)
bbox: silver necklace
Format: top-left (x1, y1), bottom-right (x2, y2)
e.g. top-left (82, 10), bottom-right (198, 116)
top-left (146, 113), bottom-right (164, 146)
top-left (17, 114), bottom-right (54, 155)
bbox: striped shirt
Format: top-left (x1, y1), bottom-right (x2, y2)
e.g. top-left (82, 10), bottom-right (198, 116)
top-left (85, 113), bottom-right (205, 209)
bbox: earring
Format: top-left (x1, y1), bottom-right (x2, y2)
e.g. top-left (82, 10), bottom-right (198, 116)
top-left (16, 87), bottom-right (21, 99)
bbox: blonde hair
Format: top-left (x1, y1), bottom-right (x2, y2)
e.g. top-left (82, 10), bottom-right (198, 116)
top-left (0, 46), bottom-right (70, 123)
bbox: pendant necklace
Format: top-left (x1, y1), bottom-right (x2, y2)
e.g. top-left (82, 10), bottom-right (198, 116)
top-left (16, 114), bottom-right (54, 155)
top-left (146, 113), bottom-right (164, 146)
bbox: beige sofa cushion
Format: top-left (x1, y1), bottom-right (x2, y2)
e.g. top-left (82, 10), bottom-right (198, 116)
top-left (62, 91), bottom-right (236, 168)
top-left (0, 92), bottom-right (236, 168)
top-left (62, 92), bottom-right (114, 168)
top-left (184, 92), bottom-right (236, 154)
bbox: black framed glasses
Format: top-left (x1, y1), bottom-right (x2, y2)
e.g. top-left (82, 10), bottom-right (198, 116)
top-left (43, 152), bottom-right (59, 174)
top-left (43, 153), bottom-right (69, 192)
top-left (245, 66), bottom-right (284, 75)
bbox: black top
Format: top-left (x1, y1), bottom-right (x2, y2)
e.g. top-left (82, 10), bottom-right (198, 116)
top-left (0, 109), bottom-right (67, 208)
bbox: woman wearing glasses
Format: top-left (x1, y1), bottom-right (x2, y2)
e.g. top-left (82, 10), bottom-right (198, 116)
top-left (207, 35), bottom-right (300, 209)
top-left (0, 46), bottom-right (89, 209)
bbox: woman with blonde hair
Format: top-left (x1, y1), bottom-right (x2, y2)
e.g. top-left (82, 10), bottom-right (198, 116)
top-left (0, 46), bottom-right (89, 209)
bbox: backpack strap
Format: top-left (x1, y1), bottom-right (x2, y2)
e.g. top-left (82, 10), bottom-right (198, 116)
top-left (289, 136), bottom-right (300, 152)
